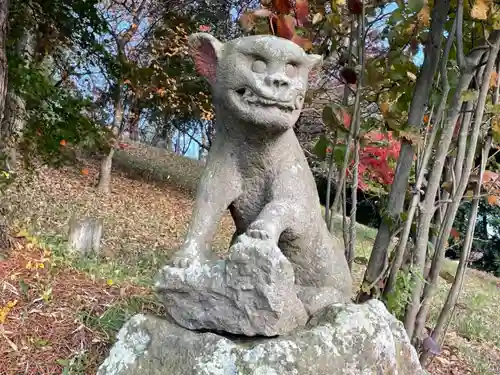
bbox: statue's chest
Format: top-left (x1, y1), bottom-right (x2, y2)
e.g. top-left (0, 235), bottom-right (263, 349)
top-left (231, 173), bottom-right (272, 221)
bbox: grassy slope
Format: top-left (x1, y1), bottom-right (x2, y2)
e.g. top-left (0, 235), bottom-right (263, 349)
top-left (0, 144), bottom-right (499, 374)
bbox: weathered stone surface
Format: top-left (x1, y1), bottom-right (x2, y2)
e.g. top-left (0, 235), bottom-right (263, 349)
top-left (155, 234), bottom-right (308, 336)
top-left (97, 300), bottom-right (424, 375)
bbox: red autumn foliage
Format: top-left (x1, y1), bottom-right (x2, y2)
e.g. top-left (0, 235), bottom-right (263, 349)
top-left (352, 132), bottom-right (401, 191)
top-left (273, 0), bottom-right (292, 13)
top-left (295, 0), bottom-right (309, 25)
top-left (342, 111), bottom-right (352, 129)
top-left (242, 0), bottom-right (312, 50)
top-left (450, 228), bottom-right (461, 239)
top-left (276, 14), bottom-right (295, 39)
top-left (291, 34), bottom-right (313, 50)
top-left (347, 0), bottom-right (363, 14)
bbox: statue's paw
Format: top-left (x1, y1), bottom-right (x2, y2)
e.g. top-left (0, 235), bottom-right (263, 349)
top-left (169, 250), bottom-right (203, 268)
top-left (170, 256), bottom-right (192, 268)
top-left (247, 228), bottom-right (271, 240)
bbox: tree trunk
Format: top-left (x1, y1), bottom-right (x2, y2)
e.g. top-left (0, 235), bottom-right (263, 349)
top-left (454, 101), bottom-right (474, 183)
top-left (383, 14), bottom-right (456, 297)
top-left (0, 0), bottom-right (9, 143)
top-left (1, 25), bottom-right (34, 170)
top-left (97, 147), bottom-right (115, 194)
top-left (421, 137), bottom-right (492, 365)
top-left (347, 10), bottom-right (365, 271)
top-left (406, 42), bottom-right (496, 340)
top-left (128, 101), bottom-right (141, 141)
top-left (358, 0), bottom-right (451, 302)
top-left (97, 93), bottom-right (124, 194)
top-left (328, 18), bottom-right (354, 227)
top-left (383, 112), bottom-right (442, 299)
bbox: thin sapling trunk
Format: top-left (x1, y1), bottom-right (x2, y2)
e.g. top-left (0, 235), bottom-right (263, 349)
top-left (357, 0), bottom-right (451, 302)
top-left (412, 32), bottom-right (500, 341)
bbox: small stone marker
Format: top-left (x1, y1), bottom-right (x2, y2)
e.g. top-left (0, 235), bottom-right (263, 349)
top-left (68, 216), bottom-right (103, 255)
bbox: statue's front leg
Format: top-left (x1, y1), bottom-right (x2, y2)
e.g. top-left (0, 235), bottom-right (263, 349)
top-left (246, 201), bottom-right (292, 244)
top-left (171, 156), bottom-right (240, 268)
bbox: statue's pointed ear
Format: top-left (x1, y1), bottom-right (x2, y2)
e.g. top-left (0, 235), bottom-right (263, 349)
top-left (188, 32), bottom-right (223, 84)
top-left (306, 54), bottom-right (323, 71)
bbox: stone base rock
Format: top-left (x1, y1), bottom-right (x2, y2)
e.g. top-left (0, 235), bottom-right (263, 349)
top-left (154, 234), bottom-right (309, 336)
top-left (97, 300), bottom-right (424, 375)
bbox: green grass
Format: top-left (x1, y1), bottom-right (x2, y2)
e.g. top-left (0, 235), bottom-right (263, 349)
top-left (34, 232), bottom-right (170, 287)
top-left (78, 295), bottom-right (163, 341)
top-left (427, 262), bottom-right (500, 348)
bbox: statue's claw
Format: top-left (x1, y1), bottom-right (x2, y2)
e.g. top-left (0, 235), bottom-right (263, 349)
top-left (247, 220), bottom-right (275, 241)
top-left (170, 256), bottom-right (192, 268)
top-left (247, 228), bottom-right (271, 240)
top-left (170, 248), bottom-right (206, 268)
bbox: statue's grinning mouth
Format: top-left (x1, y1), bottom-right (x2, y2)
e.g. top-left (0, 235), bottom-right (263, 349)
top-left (235, 87), bottom-right (296, 112)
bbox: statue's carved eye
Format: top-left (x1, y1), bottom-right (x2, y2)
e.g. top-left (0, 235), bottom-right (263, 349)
top-left (252, 59), bottom-right (267, 73)
top-left (285, 63), bottom-right (297, 78)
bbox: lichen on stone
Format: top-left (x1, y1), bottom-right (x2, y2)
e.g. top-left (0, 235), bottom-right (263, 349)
top-left (194, 338), bottom-right (238, 375)
top-left (97, 314), bottom-right (150, 375)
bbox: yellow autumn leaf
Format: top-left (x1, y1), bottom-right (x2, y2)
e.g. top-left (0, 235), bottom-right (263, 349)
top-left (16, 229), bottom-right (29, 238)
top-left (471, 0), bottom-right (491, 20)
top-left (0, 300), bottom-right (17, 324)
top-left (492, 5), bottom-right (500, 29)
top-left (407, 71), bottom-right (417, 81)
top-left (0, 308), bottom-right (9, 324)
top-left (418, 5), bottom-right (430, 26)
top-left (380, 102), bottom-right (390, 115)
top-left (312, 13), bottom-right (323, 25)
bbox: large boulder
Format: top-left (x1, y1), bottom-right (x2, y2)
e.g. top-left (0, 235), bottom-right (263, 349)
top-left (154, 234), bottom-right (309, 336)
top-left (97, 300), bottom-right (424, 375)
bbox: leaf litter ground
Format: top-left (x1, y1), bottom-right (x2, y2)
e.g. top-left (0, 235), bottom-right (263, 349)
top-left (0, 151), bottom-right (499, 374)
top-left (0, 237), bottom-right (161, 374)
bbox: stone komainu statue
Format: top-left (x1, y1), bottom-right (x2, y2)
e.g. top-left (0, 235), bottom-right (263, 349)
top-left (169, 32), bottom-right (352, 307)
top-left (97, 33), bottom-right (424, 375)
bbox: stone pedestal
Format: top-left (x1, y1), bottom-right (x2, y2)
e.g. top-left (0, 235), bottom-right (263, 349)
top-left (97, 300), bottom-right (424, 375)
